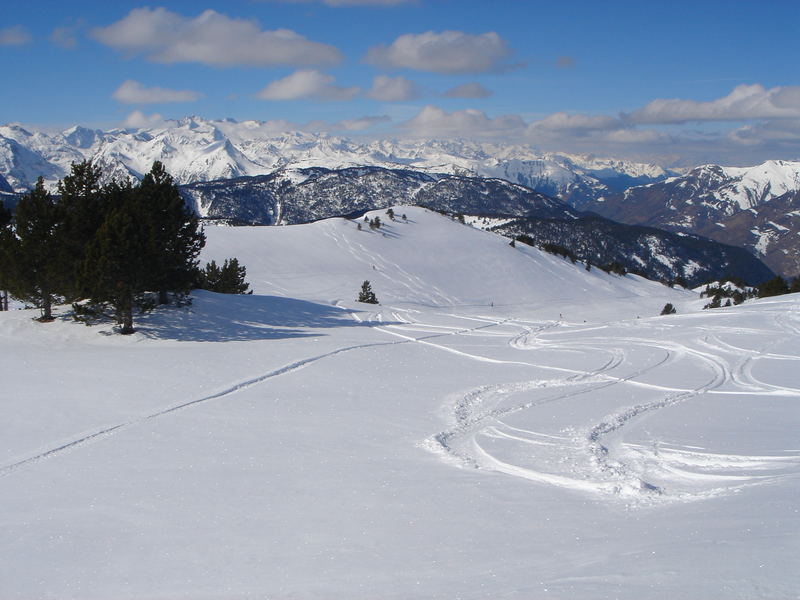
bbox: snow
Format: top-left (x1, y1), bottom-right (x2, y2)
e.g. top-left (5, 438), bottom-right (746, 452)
top-left (1, 206), bottom-right (798, 599)
top-left (0, 117), bottom-right (670, 199)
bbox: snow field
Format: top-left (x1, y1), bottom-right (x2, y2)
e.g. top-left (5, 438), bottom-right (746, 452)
top-left (0, 206), bottom-right (798, 599)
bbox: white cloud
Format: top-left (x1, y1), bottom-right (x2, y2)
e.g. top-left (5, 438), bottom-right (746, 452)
top-left (337, 115), bottom-right (392, 130)
top-left (92, 7), bottom-right (342, 67)
top-left (0, 26), bottom-right (32, 46)
top-left (122, 110), bottom-right (167, 129)
top-left (367, 75), bottom-right (419, 102)
top-left (113, 80), bottom-right (202, 104)
top-left (529, 112), bottom-right (625, 133)
top-left (365, 31), bottom-right (515, 74)
top-left (628, 84), bottom-right (800, 124)
top-left (256, 70), bottom-right (360, 101)
top-left (443, 82), bottom-right (492, 99)
top-left (305, 115), bottom-right (392, 132)
top-left (403, 105), bottom-right (525, 137)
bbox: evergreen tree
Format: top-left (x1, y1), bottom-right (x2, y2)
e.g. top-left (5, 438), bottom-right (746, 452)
top-left (196, 258), bottom-right (251, 294)
top-left (56, 160), bottom-right (107, 300)
top-left (78, 181), bottom-right (151, 334)
top-left (0, 200), bottom-right (15, 311)
top-left (4, 177), bottom-right (63, 320)
top-left (357, 280), bottom-right (378, 304)
top-left (386, 208), bottom-right (395, 220)
top-left (138, 161), bottom-right (205, 303)
top-left (660, 303), bottom-right (677, 315)
top-left (758, 276), bottom-right (789, 298)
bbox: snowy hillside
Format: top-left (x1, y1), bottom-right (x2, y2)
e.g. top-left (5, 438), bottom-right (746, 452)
top-left (0, 117), bottom-right (670, 206)
top-left (1, 207), bottom-right (798, 599)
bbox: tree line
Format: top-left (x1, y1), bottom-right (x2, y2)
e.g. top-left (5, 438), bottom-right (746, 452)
top-left (0, 160), bottom-right (248, 334)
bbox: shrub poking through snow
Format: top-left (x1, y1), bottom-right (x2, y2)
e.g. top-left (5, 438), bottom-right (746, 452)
top-left (358, 280), bottom-right (378, 304)
top-left (660, 303), bottom-right (677, 315)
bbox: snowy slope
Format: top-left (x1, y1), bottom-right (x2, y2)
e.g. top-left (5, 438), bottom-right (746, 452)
top-left (1, 206), bottom-right (798, 600)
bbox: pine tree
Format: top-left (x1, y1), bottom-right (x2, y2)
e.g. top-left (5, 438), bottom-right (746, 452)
top-left (357, 280), bottom-right (378, 304)
top-left (0, 200), bottom-right (15, 311)
top-left (196, 258), bottom-right (251, 294)
top-left (660, 303), bottom-right (677, 315)
top-left (758, 276), bottom-right (789, 298)
top-left (386, 208), bottom-right (395, 220)
top-left (56, 160), bottom-right (108, 300)
top-left (4, 177), bottom-right (64, 320)
top-left (79, 181), bottom-right (151, 334)
top-left (138, 161), bottom-right (205, 303)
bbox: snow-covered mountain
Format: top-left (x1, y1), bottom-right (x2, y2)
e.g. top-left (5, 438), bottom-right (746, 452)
top-left (0, 117), bottom-right (671, 206)
top-left (588, 160), bottom-right (800, 276)
top-left (180, 166), bottom-right (578, 225)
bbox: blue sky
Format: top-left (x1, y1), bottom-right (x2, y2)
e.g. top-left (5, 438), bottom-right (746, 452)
top-left (2, 0), bottom-right (799, 165)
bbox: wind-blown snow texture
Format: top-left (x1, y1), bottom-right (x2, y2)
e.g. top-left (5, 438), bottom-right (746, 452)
top-left (1, 207), bottom-right (798, 599)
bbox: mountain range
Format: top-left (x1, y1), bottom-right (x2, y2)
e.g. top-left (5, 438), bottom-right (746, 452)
top-left (0, 117), bottom-right (670, 207)
top-left (1, 116), bottom-right (798, 278)
top-left (588, 160), bottom-right (800, 276)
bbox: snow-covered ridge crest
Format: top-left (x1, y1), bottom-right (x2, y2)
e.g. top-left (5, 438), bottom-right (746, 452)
top-left (0, 116), bottom-right (671, 207)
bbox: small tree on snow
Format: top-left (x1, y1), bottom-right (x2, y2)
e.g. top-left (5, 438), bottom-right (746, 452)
top-left (386, 208), bottom-right (395, 220)
top-left (660, 303), bottom-right (677, 315)
top-left (358, 280), bottom-right (378, 304)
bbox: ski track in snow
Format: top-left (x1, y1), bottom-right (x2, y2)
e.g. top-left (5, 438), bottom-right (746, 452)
top-left (423, 309), bottom-right (800, 505)
top-left (0, 337), bottom-right (409, 478)
top-left (0, 304), bottom-right (531, 479)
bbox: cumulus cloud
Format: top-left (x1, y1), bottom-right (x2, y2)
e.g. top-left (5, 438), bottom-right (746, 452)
top-left (0, 26), bottom-right (32, 46)
top-left (305, 115), bottom-right (392, 132)
top-left (122, 110), bottom-right (167, 129)
top-left (365, 31), bottom-right (515, 74)
top-left (367, 75), bottom-right (419, 102)
top-left (628, 84), bottom-right (800, 124)
top-left (256, 69), bottom-right (360, 101)
top-left (92, 7), bottom-right (342, 67)
top-left (443, 82), bottom-right (492, 98)
top-left (529, 112), bottom-right (625, 133)
top-left (403, 105), bottom-right (525, 137)
top-left (112, 80), bottom-right (202, 104)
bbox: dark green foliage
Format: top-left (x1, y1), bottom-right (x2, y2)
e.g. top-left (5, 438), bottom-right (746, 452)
top-left (79, 181), bottom-right (153, 334)
top-left (138, 161), bottom-right (205, 303)
top-left (515, 234), bottom-right (535, 247)
top-left (357, 280), bottom-right (378, 304)
top-left (3, 177), bottom-right (62, 320)
top-left (386, 208), bottom-right (395, 220)
top-left (540, 242), bottom-right (578, 263)
top-left (369, 216), bottom-right (382, 230)
top-left (703, 294), bottom-right (722, 310)
top-left (401, 214), bottom-right (407, 221)
top-left (509, 238), bottom-right (515, 248)
top-left (196, 258), bottom-right (252, 294)
top-left (0, 161), bottom-right (208, 333)
top-left (602, 261), bottom-right (627, 276)
top-left (758, 276), bottom-right (789, 298)
top-left (56, 160), bottom-right (108, 300)
top-left (585, 260), bottom-right (591, 272)
top-left (791, 277), bottom-right (800, 293)
top-left (660, 303), bottom-right (677, 315)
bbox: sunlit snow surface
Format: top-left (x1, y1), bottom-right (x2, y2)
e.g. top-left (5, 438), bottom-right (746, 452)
top-left (1, 207), bottom-right (798, 599)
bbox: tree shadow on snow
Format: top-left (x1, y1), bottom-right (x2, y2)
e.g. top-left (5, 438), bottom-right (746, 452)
top-left (136, 291), bottom-right (383, 342)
